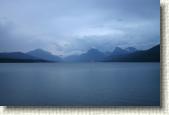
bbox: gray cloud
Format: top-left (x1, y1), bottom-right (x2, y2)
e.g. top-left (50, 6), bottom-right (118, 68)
top-left (0, 0), bottom-right (160, 55)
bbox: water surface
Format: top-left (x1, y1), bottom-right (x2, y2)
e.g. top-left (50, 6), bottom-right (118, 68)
top-left (0, 62), bottom-right (160, 106)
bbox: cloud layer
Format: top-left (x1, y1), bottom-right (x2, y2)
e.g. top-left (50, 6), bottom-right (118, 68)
top-left (0, 0), bottom-right (160, 56)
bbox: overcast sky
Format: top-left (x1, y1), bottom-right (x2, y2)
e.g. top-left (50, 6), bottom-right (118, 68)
top-left (0, 0), bottom-right (160, 56)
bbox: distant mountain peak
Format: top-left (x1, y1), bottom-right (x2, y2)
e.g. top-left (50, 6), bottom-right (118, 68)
top-left (28, 49), bottom-right (52, 55)
top-left (114, 47), bottom-right (123, 51)
top-left (125, 47), bottom-right (137, 53)
top-left (27, 49), bottom-right (61, 62)
top-left (87, 48), bottom-right (101, 53)
top-left (113, 47), bottom-right (128, 55)
top-left (32, 48), bottom-right (44, 52)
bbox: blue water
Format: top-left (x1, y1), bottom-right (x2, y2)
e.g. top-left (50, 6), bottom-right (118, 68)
top-left (0, 62), bottom-right (160, 106)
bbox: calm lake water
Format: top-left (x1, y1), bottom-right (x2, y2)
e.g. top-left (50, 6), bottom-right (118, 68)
top-left (0, 62), bottom-right (160, 106)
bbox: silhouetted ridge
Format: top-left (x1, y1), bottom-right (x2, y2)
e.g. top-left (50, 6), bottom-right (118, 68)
top-left (105, 44), bottom-right (160, 62)
top-left (0, 44), bottom-right (160, 63)
top-left (112, 47), bottom-right (129, 55)
top-left (27, 49), bottom-right (61, 62)
top-left (0, 52), bottom-right (48, 63)
top-left (64, 48), bottom-right (105, 62)
top-left (0, 52), bottom-right (37, 59)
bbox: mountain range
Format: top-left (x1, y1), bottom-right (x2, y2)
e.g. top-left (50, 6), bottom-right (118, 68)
top-left (0, 44), bottom-right (160, 62)
top-left (0, 52), bottom-right (48, 63)
top-left (105, 44), bottom-right (160, 62)
top-left (27, 49), bottom-right (61, 62)
top-left (63, 46), bottom-right (138, 62)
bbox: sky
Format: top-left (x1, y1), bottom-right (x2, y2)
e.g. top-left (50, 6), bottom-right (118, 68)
top-left (0, 0), bottom-right (160, 56)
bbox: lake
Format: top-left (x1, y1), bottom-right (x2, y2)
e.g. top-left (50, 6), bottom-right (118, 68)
top-left (0, 62), bottom-right (160, 106)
